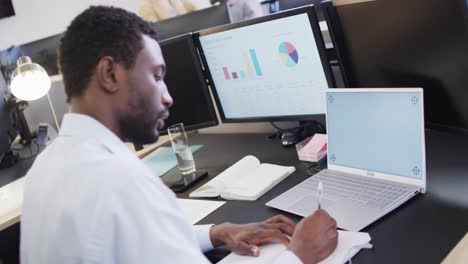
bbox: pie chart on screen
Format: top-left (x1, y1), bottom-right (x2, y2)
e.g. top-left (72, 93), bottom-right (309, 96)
top-left (278, 42), bottom-right (299, 67)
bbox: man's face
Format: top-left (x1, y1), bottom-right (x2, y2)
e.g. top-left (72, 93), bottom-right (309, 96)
top-left (119, 36), bottom-right (173, 145)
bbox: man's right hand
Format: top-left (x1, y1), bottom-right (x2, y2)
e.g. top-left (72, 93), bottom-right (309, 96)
top-left (288, 210), bottom-right (338, 264)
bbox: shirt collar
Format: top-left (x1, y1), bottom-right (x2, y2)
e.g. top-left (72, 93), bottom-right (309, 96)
top-left (59, 113), bottom-right (128, 155)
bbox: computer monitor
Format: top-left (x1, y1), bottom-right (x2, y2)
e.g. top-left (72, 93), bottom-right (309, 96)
top-left (18, 33), bottom-right (62, 76)
top-left (152, 3), bottom-right (231, 41)
top-left (0, 33), bottom-right (61, 82)
top-left (322, 0), bottom-right (468, 130)
top-left (196, 6), bottom-right (333, 123)
top-left (158, 34), bottom-right (218, 134)
top-left (0, 45), bottom-right (22, 82)
top-left (278, 0), bottom-right (324, 21)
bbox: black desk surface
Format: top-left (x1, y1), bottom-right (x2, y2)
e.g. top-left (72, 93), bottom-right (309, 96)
top-left (169, 130), bottom-right (468, 264)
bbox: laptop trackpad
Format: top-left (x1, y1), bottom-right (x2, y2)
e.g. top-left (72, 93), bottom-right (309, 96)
top-left (287, 195), bottom-right (335, 216)
top-left (327, 200), bottom-right (382, 231)
top-left (287, 196), bottom-right (380, 231)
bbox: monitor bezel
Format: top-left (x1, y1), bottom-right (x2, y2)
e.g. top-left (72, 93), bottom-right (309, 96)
top-left (195, 5), bottom-right (334, 123)
top-left (158, 33), bottom-right (219, 135)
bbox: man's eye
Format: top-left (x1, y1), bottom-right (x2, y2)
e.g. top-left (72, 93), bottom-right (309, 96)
top-left (155, 75), bottom-right (162, 82)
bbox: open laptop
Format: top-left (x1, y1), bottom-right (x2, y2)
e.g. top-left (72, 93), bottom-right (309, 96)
top-left (266, 88), bottom-right (426, 231)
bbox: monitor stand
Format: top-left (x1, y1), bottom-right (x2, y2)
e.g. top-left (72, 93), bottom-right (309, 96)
top-left (276, 120), bottom-right (325, 147)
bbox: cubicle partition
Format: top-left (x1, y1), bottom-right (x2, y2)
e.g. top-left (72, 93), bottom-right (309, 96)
top-left (152, 3), bottom-right (231, 41)
top-left (322, 0), bottom-right (468, 131)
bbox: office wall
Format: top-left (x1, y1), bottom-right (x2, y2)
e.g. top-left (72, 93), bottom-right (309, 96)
top-left (0, 0), bottom-right (140, 50)
top-left (0, 0), bottom-right (212, 50)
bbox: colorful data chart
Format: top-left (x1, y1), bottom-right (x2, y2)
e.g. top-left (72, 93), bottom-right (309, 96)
top-left (279, 42), bottom-right (299, 67)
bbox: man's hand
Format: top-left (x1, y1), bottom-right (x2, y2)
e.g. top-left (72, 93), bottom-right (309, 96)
top-left (288, 210), bottom-right (338, 264)
top-left (210, 215), bottom-right (296, 256)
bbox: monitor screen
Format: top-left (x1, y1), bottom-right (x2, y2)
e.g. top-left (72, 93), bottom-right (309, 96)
top-left (19, 34), bottom-right (62, 76)
top-left (0, 0), bottom-right (15, 19)
top-left (153, 3), bottom-right (231, 41)
top-left (326, 90), bottom-right (425, 180)
top-left (159, 34), bottom-right (218, 134)
top-left (326, 0), bottom-right (468, 130)
top-left (197, 7), bottom-right (332, 122)
top-left (0, 34), bottom-right (62, 80)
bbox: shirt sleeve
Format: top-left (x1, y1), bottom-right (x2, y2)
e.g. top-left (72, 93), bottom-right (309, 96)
top-left (190, 224), bottom-right (303, 263)
top-left (273, 250), bottom-right (303, 264)
top-left (193, 225), bottom-right (215, 252)
top-left (94, 166), bottom-right (211, 264)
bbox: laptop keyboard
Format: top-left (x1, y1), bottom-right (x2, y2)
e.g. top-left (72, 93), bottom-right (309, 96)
top-left (298, 170), bottom-right (417, 209)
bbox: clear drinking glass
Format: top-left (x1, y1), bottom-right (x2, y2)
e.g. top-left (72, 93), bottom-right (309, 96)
top-left (167, 123), bottom-right (196, 175)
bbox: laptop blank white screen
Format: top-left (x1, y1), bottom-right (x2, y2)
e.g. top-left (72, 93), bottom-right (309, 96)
top-left (326, 91), bottom-right (424, 180)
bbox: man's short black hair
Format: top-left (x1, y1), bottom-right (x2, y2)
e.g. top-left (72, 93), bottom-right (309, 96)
top-left (59, 6), bottom-right (158, 102)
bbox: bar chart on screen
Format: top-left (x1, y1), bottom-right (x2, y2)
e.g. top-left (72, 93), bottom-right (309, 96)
top-left (199, 14), bottom-right (328, 118)
top-left (221, 49), bottom-right (263, 80)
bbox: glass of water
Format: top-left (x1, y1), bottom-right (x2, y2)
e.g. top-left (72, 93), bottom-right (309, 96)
top-left (167, 123), bottom-right (196, 175)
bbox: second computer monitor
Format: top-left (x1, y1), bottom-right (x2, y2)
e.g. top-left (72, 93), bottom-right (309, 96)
top-left (197, 6), bottom-right (333, 122)
top-left (159, 34), bottom-right (218, 134)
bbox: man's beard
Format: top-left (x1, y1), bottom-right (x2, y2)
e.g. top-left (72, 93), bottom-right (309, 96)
top-left (120, 92), bottom-right (168, 145)
top-left (120, 114), bottom-right (159, 145)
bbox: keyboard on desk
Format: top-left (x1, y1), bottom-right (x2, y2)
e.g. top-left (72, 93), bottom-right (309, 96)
top-left (299, 170), bottom-right (416, 210)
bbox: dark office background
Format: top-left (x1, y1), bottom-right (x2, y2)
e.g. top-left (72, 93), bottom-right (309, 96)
top-left (0, 0), bottom-right (15, 19)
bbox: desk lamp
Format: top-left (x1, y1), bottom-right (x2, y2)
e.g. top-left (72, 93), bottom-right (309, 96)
top-left (10, 56), bottom-right (60, 131)
top-left (0, 56), bottom-right (60, 169)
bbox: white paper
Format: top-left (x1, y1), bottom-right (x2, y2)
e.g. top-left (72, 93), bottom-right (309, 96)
top-left (176, 198), bottom-right (226, 225)
top-left (218, 230), bottom-right (371, 264)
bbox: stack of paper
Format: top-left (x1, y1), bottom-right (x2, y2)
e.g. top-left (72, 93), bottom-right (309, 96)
top-left (296, 134), bottom-right (327, 162)
top-left (218, 230), bottom-right (371, 264)
top-left (176, 198), bottom-right (225, 225)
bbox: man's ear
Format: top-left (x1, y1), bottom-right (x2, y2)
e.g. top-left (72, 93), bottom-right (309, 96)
top-left (96, 56), bottom-right (120, 94)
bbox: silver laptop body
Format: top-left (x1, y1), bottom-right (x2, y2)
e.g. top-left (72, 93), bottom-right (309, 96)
top-left (267, 88), bottom-right (426, 231)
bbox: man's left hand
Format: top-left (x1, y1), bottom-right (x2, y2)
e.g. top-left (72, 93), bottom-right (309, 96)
top-left (209, 215), bottom-right (296, 256)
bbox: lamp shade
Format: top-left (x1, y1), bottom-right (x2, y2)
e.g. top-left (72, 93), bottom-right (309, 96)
top-left (10, 56), bottom-right (51, 101)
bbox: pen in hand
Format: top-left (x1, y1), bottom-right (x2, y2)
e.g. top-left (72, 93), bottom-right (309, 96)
top-left (317, 181), bottom-right (323, 210)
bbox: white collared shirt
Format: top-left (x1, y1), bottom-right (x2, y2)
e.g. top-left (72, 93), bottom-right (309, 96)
top-left (21, 113), bottom-right (213, 264)
top-left (20, 113), bottom-right (301, 264)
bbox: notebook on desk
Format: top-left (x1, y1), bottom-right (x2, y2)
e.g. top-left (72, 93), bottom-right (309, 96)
top-left (267, 88), bottom-right (426, 231)
top-left (190, 155), bottom-right (295, 201)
